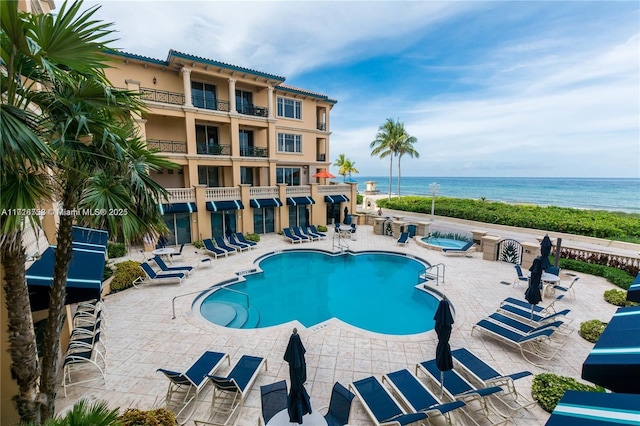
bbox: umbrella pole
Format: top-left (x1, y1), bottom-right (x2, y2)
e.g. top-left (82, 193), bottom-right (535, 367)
top-left (440, 371), bottom-right (444, 399)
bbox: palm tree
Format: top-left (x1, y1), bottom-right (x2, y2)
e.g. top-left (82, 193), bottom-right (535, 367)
top-left (370, 118), bottom-right (404, 200)
top-left (333, 154), bottom-right (359, 182)
top-left (394, 126), bottom-right (419, 198)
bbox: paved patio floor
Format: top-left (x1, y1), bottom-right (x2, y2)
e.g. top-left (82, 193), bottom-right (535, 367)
top-left (55, 224), bottom-right (622, 425)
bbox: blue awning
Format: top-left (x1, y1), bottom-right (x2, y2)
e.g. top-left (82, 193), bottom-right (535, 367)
top-left (206, 200), bottom-right (244, 211)
top-left (626, 272), bottom-right (640, 303)
top-left (250, 198), bottom-right (283, 208)
top-left (159, 202), bottom-right (197, 214)
top-left (546, 390), bottom-right (640, 425)
top-left (71, 226), bottom-right (108, 253)
top-left (324, 194), bottom-right (349, 203)
top-left (27, 245), bottom-right (106, 311)
top-left (582, 305), bottom-right (640, 394)
top-left (286, 196), bottom-right (315, 206)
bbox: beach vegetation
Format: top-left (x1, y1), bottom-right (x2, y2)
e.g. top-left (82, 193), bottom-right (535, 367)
top-left (603, 289), bottom-right (639, 307)
top-left (579, 319), bottom-right (607, 343)
top-left (370, 118), bottom-right (419, 200)
top-left (378, 196), bottom-right (640, 243)
top-left (531, 373), bottom-right (603, 413)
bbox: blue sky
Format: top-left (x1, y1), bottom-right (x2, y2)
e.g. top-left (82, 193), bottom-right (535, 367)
top-left (82, 1), bottom-right (639, 178)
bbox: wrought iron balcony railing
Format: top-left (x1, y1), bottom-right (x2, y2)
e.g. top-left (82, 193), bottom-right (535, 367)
top-left (140, 88), bottom-right (184, 105)
top-left (196, 143), bottom-right (231, 155)
top-left (237, 104), bottom-right (269, 117)
top-left (147, 139), bottom-right (187, 153)
top-left (192, 96), bottom-right (231, 112)
top-left (317, 122), bottom-right (326, 131)
top-left (240, 146), bottom-right (269, 158)
top-left (317, 153), bottom-right (326, 162)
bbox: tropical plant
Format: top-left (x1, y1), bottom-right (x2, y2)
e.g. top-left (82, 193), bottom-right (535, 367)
top-left (579, 319), bottom-right (607, 343)
top-left (333, 153), bottom-right (359, 182)
top-left (370, 118), bottom-right (418, 199)
top-left (38, 399), bottom-right (120, 426)
top-left (531, 373), bottom-right (603, 412)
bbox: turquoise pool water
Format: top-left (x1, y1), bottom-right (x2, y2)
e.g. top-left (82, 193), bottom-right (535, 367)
top-left (421, 237), bottom-right (468, 249)
top-left (199, 251), bottom-right (439, 335)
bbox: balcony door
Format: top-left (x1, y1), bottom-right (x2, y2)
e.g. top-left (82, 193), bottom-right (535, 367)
top-left (192, 82), bottom-right (216, 110)
top-left (236, 89), bottom-right (253, 114)
top-left (196, 125), bottom-right (220, 154)
top-left (239, 130), bottom-right (254, 157)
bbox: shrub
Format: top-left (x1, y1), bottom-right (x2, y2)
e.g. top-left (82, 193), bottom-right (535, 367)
top-left (356, 193), bottom-right (363, 204)
top-left (109, 260), bottom-right (145, 293)
top-left (107, 242), bottom-right (126, 258)
top-left (193, 240), bottom-right (204, 249)
top-left (103, 262), bottom-right (114, 281)
top-left (531, 373), bottom-right (603, 412)
top-left (579, 319), bottom-right (607, 343)
top-left (119, 407), bottom-right (176, 425)
top-left (552, 257), bottom-right (635, 291)
top-left (604, 289), bottom-right (639, 307)
top-left (316, 225), bottom-right (328, 232)
top-left (245, 233), bottom-right (260, 242)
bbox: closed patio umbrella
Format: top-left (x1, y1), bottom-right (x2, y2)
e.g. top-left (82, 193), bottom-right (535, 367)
top-left (284, 328), bottom-right (312, 423)
top-left (525, 257), bottom-right (543, 318)
top-left (540, 235), bottom-right (553, 271)
top-left (434, 296), bottom-right (454, 398)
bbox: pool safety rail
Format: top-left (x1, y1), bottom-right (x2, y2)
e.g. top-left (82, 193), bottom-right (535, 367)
top-left (216, 286), bottom-right (250, 309)
top-left (332, 228), bottom-right (350, 253)
top-left (419, 263), bottom-right (445, 286)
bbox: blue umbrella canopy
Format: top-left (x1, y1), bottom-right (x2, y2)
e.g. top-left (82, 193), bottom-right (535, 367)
top-left (526, 257), bottom-right (543, 307)
top-left (540, 235), bottom-right (553, 271)
top-left (284, 328), bottom-right (312, 423)
top-left (434, 297), bottom-right (454, 397)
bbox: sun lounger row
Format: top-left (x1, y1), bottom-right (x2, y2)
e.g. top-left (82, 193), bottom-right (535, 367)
top-left (202, 234), bottom-right (257, 259)
top-left (158, 351), bottom-right (266, 425)
top-left (472, 297), bottom-right (572, 365)
top-left (62, 299), bottom-right (107, 397)
top-left (283, 226), bottom-right (325, 243)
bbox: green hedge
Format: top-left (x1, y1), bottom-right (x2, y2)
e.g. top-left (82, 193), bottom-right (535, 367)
top-left (378, 196), bottom-right (640, 242)
top-left (107, 242), bottom-right (126, 258)
top-left (531, 373), bottom-right (603, 413)
top-left (555, 258), bottom-right (635, 290)
top-left (604, 289), bottom-right (639, 307)
top-left (109, 260), bottom-right (145, 293)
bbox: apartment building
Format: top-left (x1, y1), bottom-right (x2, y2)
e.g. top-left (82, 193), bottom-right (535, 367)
top-left (103, 50), bottom-right (356, 245)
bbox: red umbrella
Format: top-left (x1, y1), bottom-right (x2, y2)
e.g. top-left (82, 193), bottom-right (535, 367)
top-left (312, 170), bottom-right (335, 179)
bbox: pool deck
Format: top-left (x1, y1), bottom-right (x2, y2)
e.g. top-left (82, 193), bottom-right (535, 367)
top-left (55, 222), bottom-right (626, 425)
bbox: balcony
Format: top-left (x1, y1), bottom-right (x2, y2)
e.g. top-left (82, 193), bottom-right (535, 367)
top-left (165, 188), bottom-right (195, 203)
top-left (141, 87), bottom-right (184, 105)
top-left (205, 187), bottom-right (241, 201)
top-left (147, 139), bottom-right (187, 153)
top-left (192, 96), bottom-right (231, 112)
top-left (240, 146), bottom-right (269, 158)
top-left (317, 153), bottom-right (326, 162)
top-left (317, 122), bottom-right (326, 131)
top-left (237, 104), bottom-right (269, 117)
top-left (196, 143), bottom-right (231, 156)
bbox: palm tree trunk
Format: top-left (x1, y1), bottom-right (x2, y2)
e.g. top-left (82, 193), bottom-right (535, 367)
top-left (1, 229), bottom-right (41, 424)
top-left (39, 189), bottom-right (75, 420)
top-left (388, 156), bottom-right (393, 200)
top-left (397, 155), bottom-right (402, 198)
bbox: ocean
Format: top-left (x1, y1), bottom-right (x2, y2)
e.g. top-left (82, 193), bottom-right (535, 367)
top-left (354, 177), bottom-right (640, 213)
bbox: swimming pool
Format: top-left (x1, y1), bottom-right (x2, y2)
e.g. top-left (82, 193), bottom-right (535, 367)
top-left (197, 250), bottom-right (441, 335)
top-left (419, 237), bottom-right (469, 251)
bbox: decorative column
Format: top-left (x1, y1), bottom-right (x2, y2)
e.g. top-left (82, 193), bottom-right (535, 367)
top-left (267, 86), bottom-right (274, 119)
top-left (181, 67), bottom-right (192, 106)
top-left (228, 78), bottom-right (236, 112)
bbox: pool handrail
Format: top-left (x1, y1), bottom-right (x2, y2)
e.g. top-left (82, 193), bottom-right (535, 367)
top-left (419, 263), bottom-right (446, 286)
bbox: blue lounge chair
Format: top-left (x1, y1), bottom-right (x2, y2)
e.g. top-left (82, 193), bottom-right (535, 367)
top-left (197, 355), bottom-right (266, 426)
top-left (501, 295), bottom-right (565, 315)
top-left (486, 312), bottom-right (566, 337)
top-left (513, 265), bottom-right (529, 286)
top-left (138, 262), bottom-right (186, 286)
top-left (61, 342), bottom-right (106, 397)
top-left (382, 369), bottom-right (465, 425)
top-left (158, 351), bottom-right (230, 424)
top-left (451, 348), bottom-right (535, 411)
top-left (235, 232), bottom-right (257, 247)
top-left (497, 303), bottom-right (571, 325)
top-left (309, 225), bottom-right (326, 238)
top-left (283, 228), bottom-right (303, 244)
top-left (442, 241), bottom-right (475, 256)
top-left (397, 232), bottom-right (410, 245)
top-left (226, 234), bottom-right (250, 252)
top-left (471, 319), bottom-right (567, 365)
top-left (258, 380), bottom-right (287, 426)
top-left (349, 376), bottom-right (429, 425)
top-left (203, 239), bottom-right (227, 259)
top-left (292, 226), bottom-right (312, 242)
top-left (320, 382), bottom-right (355, 426)
top-left (550, 277), bottom-right (579, 299)
top-left (305, 226), bottom-right (324, 240)
top-left (152, 255), bottom-right (193, 276)
top-left (213, 236), bottom-right (237, 255)
top-left (296, 226), bottom-right (319, 241)
top-left (170, 243), bottom-right (185, 261)
top-left (415, 359), bottom-right (508, 425)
